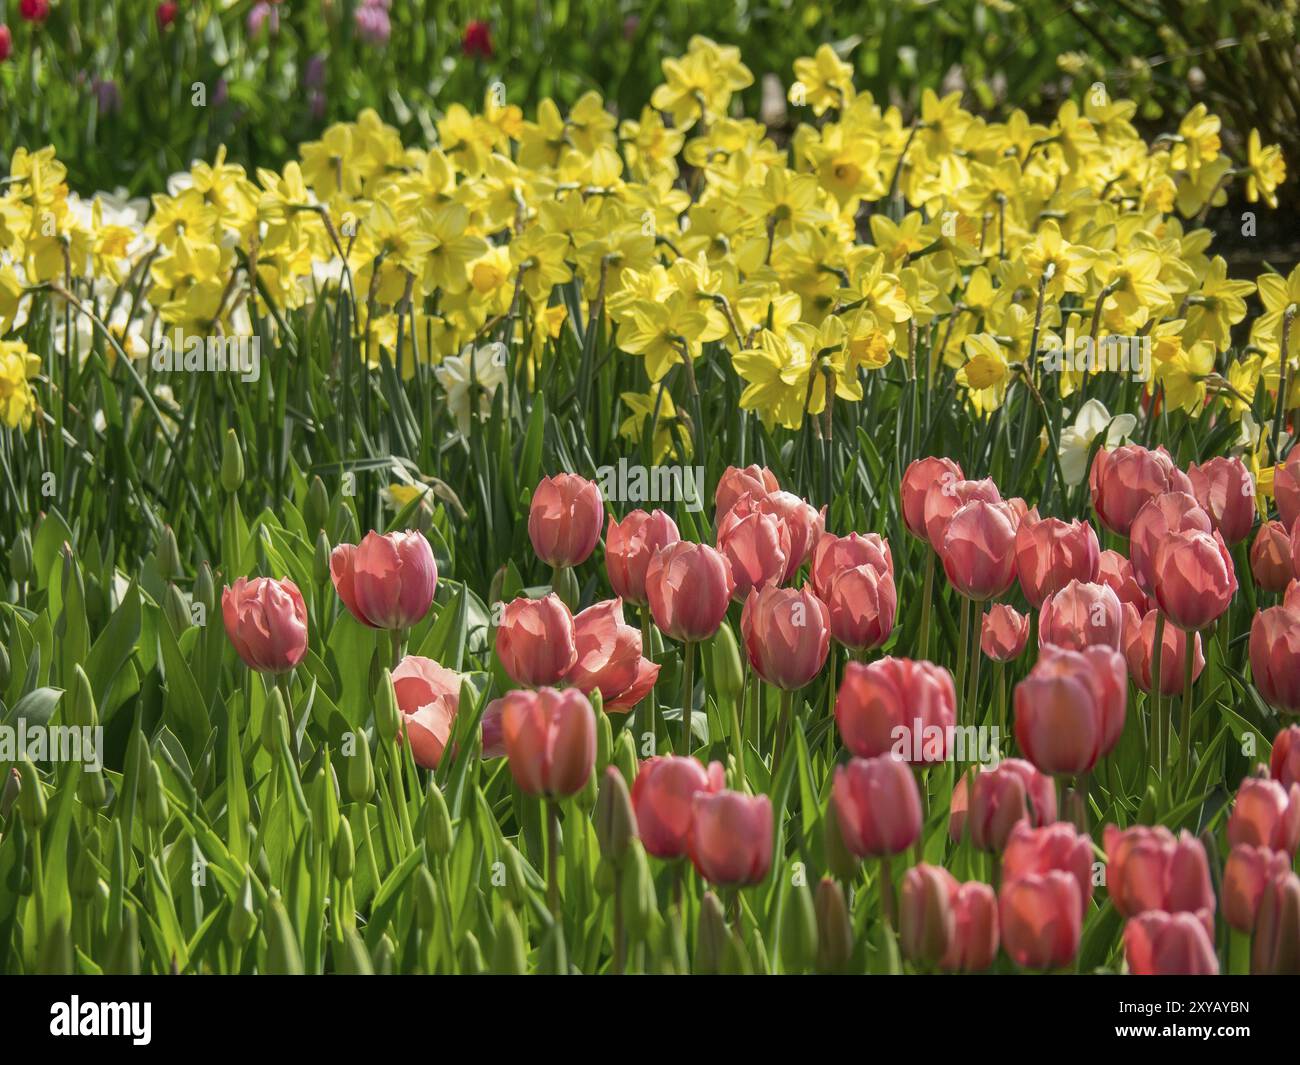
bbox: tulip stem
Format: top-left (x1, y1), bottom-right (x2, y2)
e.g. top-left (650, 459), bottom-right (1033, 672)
top-left (773, 688), bottom-right (794, 781)
top-left (681, 641), bottom-right (696, 754)
top-left (919, 550), bottom-right (935, 661)
top-left (995, 665), bottom-right (1006, 750)
top-left (879, 856), bottom-right (896, 929)
top-left (612, 869), bottom-right (626, 975)
top-left (546, 799), bottom-right (562, 919)
top-left (1178, 636), bottom-right (1195, 792)
top-left (967, 608), bottom-right (982, 726)
top-left (639, 607), bottom-right (659, 754)
top-left (913, 768), bottom-right (928, 866)
top-left (1150, 611), bottom-right (1165, 779)
top-left (956, 599), bottom-right (971, 725)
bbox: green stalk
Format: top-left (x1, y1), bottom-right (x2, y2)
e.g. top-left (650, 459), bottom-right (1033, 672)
top-left (680, 640), bottom-right (695, 754)
top-left (918, 549), bottom-right (935, 662)
top-left (546, 799), bottom-right (562, 919)
top-left (773, 687), bottom-right (794, 781)
top-left (1178, 630), bottom-right (1196, 792)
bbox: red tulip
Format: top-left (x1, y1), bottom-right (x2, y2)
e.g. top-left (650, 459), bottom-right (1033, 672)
top-left (1097, 548), bottom-right (1151, 614)
top-left (1252, 870), bottom-right (1300, 974)
top-left (528, 473), bottom-right (604, 567)
top-left (955, 759), bottom-right (1057, 852)
top-left (631, 755), bottom-right (725, 859)
top-left (330, 530), bottom-right (437, 629)
top-left (1103, 824), bottom-right (1216, 919)
top-left (687, 790), bottom-right (773, 886)
top-left (981, 604), bottom-right (1029, 662)
top-left (221, 577), bottom-right (309, 674)
top-left (1014, 644), bottom-right (1126, 773)
top-left (1089, 444), bottom-right (1192, 537)
top-left (1188, 456), bottom-right (1256, 545)
top-left (499, 687), bottom-right (596, 798)
top-left (1002, 820), bottom-right (1093, 913)
top-left (741, 584), bottom-right (830, 690)
top-left (1223, 844), bottom-right (1292, 932)
top-left (605, 509), bottom-right (680, 605)
top-left (1129, 491), bottom-right (1211, 593)
top-left (495, 593), bottom-right (577, 686)
top-left (900, 864), bottom-right (957, 964)
top-left (1272, 725), bottom-right (1300, 789)
top-left (826, 564), bottom-right (896, 651)
top-left (1015, 515), bottom-right (1100, 608)
top-left (1250, 520), bottom-right (1295, 592)
top-left (0, 26), bottom-right (10, 63)
top-left (715, 464), bottom-right (779, 518)
top-left (566, 599), bottom-right (658, 710)
top-left (1124, 911), bottom-right (1219, 975)
top-left (922, 476), bottom-right (1000, 549)
top-left (1120, 603), bottom-right (1204, 695)
top-left (717, 509), bottom-right (790, 601)
top-left (1250, 605), bottom-right (1300, 713)
top-left (755, 491), bottom-right (824, 579)
top-left (156, 1), bottom-right (178, 29)
top-left (901, 456), bottom-right (963, 540)
top-left (461, 19), bottom-right (493, 59)
top-left (1227, 775), bottom-right (1300, 855)
top-left (391, 654), bottom-right (461, 769)
top-left (940, 499), bottom-right (1019, 600)
top-left (999, 871), bottom-right (1082, 970)
top-left (810, 531), bottom-right (893, 601)
top-left (1274, 448), bottom-right (1300, 531)
top-left (1038, 579), bottom-right (1123, 651)
top-left (19, 0), bottom-right (49, 23)
top-left (645, 541), bottom-right (734, 642)
top-left (832, 754), bottom-right (922, 857)
top-left (836, 657), bottom-right (956, 766)
top-left (1151, 528), bottom-right (1237, 631)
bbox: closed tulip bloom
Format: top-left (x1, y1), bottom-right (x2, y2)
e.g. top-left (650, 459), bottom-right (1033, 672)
top-left (1103, 824), bottom-right (1216, 919)
top-left (1272, 725), bottom-right (1300, 789)
top-left (1250, 605), bottom-right (1300, 713)
top-left (1089, 444), bottom-right (1192, 537)
top-left (687, 790), bottom-right (773, 887)
top-left (826, 564), bottom-right (896, 651)
top-left (981, 604), bottom-right (1030, 662)
top-left (1252, 870), bottom-right (1300, 975)
top-left (1015, 515), bottom-right (1100, 608)
top-left (1097, 549), bottom-right (1151, 614)
top-left (810, 531), bottom-right (893, 601)
top-left (499, 687), bottom-right (596, 798)
top-left (631, 755), bottom-right (725, 859)
top-left (646, 541), bottom-right (734, 642)
top-left (832, 754), bottom-right (923, 858)
top-left (1124, 911), bottom-right (1219, 975)
top-left (1250, 520), bottom-right (1295, 592)
top-left (1223, 844), bottom-right (1292, 932)
top-left (1121, 603), bottom-right (1204, 696)
top-left (1016, 644), bottom-right (1125, 773)
top-left (1286, 580), bottom-right (1300, 611)
top-left (942, 881), bottom-right (1000, 972)
top-left (718, 509), bottom-right (791, 601)
top-left (1188, 456), bottom-right (1256, 545)
top-left (331, 530), bottom-right (437, 629)
top-left (605, 509), bottom-right (680, 605)
top-left (836, 657), bottom-right (957, 765)
top-left (495, 594), bottom-right (577, 686)
top-left (941, 499), bottom-right (1019, 600)
top-left (566, 599), bottom-right (659, 710)
top-left (1276, 449), bottom-right (1300, 531)
top-left (741, 584), bottom-right (830, 690)
top-left (900, 864), bottom-right (957, 964)
top-left (1152, 528), bottom-right (1237, 631)
top-left (391, 655), bottom-right (462, 769)
top-left (1038, 579), bottom-right (1123, 651)
top-left (221, 577), bottom-right (309, 674)
top-left (999, 871), bottom-right (1082, 970)
top-left (901, 456), bottom-right (964, 539)
top-left (961, 759), bottom-right (1058, 852)
top-left (1002, 820), bottom-right (1094, 912)
top-left (715, 464), bottom-right (780, 517)
top-left (756, 491), bottom-right (825, 579)
top-left (1227, 775), bottom-right (1300, 855)
top-left (1129, 491), bottom-right (1211, 593)
top-left (923, 476), bottom-right (1000, 550)
top-left (530, 473), bottom-right (603, 567)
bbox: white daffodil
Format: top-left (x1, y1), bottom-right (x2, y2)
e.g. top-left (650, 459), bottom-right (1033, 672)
top-left (433, 341), bottom-right (509, 437)
top-left (1058, 399), bottom-right (1136, 486)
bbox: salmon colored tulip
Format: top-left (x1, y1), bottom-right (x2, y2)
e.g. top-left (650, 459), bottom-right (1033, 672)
top-left (495, 593), bottom-right (577, 686)
top-left (1038, 579), bottom-right (1123, 651)
top-left (826, 564), bottom-right (896, 652)
top-left (645, 541), bottom-right (734, 643)
top-left (1223, 844), bottom-right (1292, 932)
top-left (1273, 448), bottom-right (1300, 531)
top-left (741, 584), bottom-right (830, 690)
top-left (1002, 820), bottom-right (1093, 912)
top-left (755, 491), bottom-right (825, 579)
top-left (1188, 455), bottom-right (1256, 545)
top-left (1121, 603), bottom-right (1204, 696)
top-left (687, 790), bottom-right (773, 886)
top-left (715, 464), bottom-right (779, 518)
top-left (1252, 870), bottom-right (1300, 974)
top-left (528, 473), bottom-right (604, 567)
top-left (717, 509), bottom-right (790, 601)
top-left (836, 657), bottom-right (956, 765)
top-left (1129, 491), bottom-right (1211, 594)
top-left (999, 871), bottom-right (1082, 970)
top-left (810, 531), bottom-right (893, 601)
top-left (221, 577), bottom-right (309, 674)
top-left (923, 476), bottom-right (1000, 550)
top-left (1089, 444), bottom-right (1192, 537)
top-left (1250, 520), bottom-right (1295, 592)
top-left (981, 604), bottom-right (1030, 662)
top-left (1250, 605), bottom-right (1300, 713)
top-left (900, 864), bottom-right (957, 964)
top-left (832, 754), bottom-right (922, 858)
top-left (901, 456), bottom-right (963, 539)
top-left (1103, 824), bottom-right (1216, 921)
top-left (605, 509), bottom-right (680, 605)
top-left (1015, 644), bottom-right (1126, 774)
top-left (1097, 549), bottom-right (1150, 614)
top-left (1014, 514), bottom-right (1100, 609)
top-left (953, 759), bottom-right (1058, 852)
top-left (940, 499), bottom-right (1019, 600)
top-left (1124, 911), bottom-right (1219, 975)
top-left (943, 881), bottom-right (999, 972)
top-left (1272, 725), bottom-right (1300, 789)
top-left (331, 530), bottom-right (437, 629)
top-left (391, 654), bottom-right (461, 769)
top-left (566, 599), bottom-right (659, 711)
top-left (1151, 528), bottom-right (1237, 631)
top-left (1287, 580), bottom-right (1300, 611)
top-left (1227, 775), bottom-right (1300, 855)
top-left (499, 687), bottom-right (596, 798)
top-left (631, 755), bottom-right (725, 859)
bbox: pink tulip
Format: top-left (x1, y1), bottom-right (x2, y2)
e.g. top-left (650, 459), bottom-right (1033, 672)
top-left (1124, 911), bottom-right (1219, 975)
top-left (528, 473), bottom-right (604, 567)
top-left (1250, 605), bottom-right (1300, 713)
top-left (981, 604), bottom-right (1030, 662)
top-left (687, 790), bottom-right (773, 886)
top-left (717, 509), bottom-right (790, 601)
top-left (1097, 549), bottom-right (1151, 614)
top-left (495, 593), bottom-right (577, 686)
top-left (566, 599), bottom-right (659, 710)
top-left (1129, 491), bottom-right (1211, 594)
top-left (1103, 824), bottom-right (1216, 920)
top-left (740, 584), bottom-right (830, 690)
top-left (1272, 725), bottom-right (1300, 789)
top-left (645, 541), bottom-right (734, 643)
top-left (942, 880), bottom-right (999, 972)
top-left (810, 531), bottom-right (893, 601)
top-left (1151, 528), bottom-right (1237, 631)
top-left (1014, 514), bottom-right (1100, 609)
top-left (631, 755), bottom-right (725, 859)
top-left (499, 687), bottom-right (596, 798)
top-left (222, 577), bottom-right (309, 674)
top-left (836, 657), bottom-right (956, 766)
top-left (1276, 448), bottom-right (1300, 531)
top-left (922, 476), bottom-right (1000, 550)
top-left (826, 564), bottom-right (896, 651)
top-left (391, 654), bottom-right (461, 768)
top-left (331, 530), bottom-right (437, 629)
top-left (999, 871), bottom-right (1082, 970)
top-left (1252, 869), bottom-right (1300, 974)
top-left (715, 464), bottom-right (779, 518)
top-left (1251, 520), bottom-right (1295, 592)
top-left (832, 754), bottom-right (923, 858)
top-left (1002, 820), bottom-right (1093, 913)
top-left (1120, 603), bottom-right (1204, 695)
top-left (605, 509), bottom-right (680, 605)
top-left (1227, 775), bottom-right (1300, 855)
top-left (901, 456), bottom-right (963, 540)
top-left (755, 491), bottom-right (824, 579)
top-left (1188, 456), bottom-right (1256, 545)
top-left (1222, 844), bottom-right (1292, 932)
top-left (954, 759), bottom-right (1058, 852)
top-left (1038, 579), bottom-right (1123, 651)
top-left (940, 499), bottom-right (1019, 600)
top-left (1014, 644), bottom-right (1126, 774)
top-left (1089, 444), bottom-right (1192, 537)
top-left (900, 864), bottom-right (958, 964)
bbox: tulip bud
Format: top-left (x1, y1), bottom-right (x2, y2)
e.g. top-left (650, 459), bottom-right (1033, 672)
top-left (228, 874), bottom-right (258, 945)
top-left (17, 759), bottom-right (46, 830)
top-left (221, 428), bottom-right (245, 493)
top-left (333, 817), bottom-right (355, 882)
top-left (72, 837), bottom-right (100, 900)
top-left (491, 906), bottom-right (528, 975)
top-left (142, 760), bottom-right (169, 829)
top-left (710, 622), bottom-right (745, 704)
top-left (305, 475), bottom-right (329, 535)
top-left (815, 877), bottom-right (853, 974)
top-left (1, 767), bottom-right (19, 821)
top-left (621, 840), bottom-right (656, 940)
top-left (596, 701), bottom-right (612, 770)
top-left (11, 527), bottom-right (32, 584)
top-left (345, 734), bottom-right (375, 804)
top-left (594, 766), bottom-right (637, 866)
top-left (164, 582), bottom-right (191, 634)
top-left (67, 663), bottom-right (97, 729)
top-left (106, 906), bottom-right (140, 975)
top-left (263, 892), bottom-right (306, 974)
top-left (424, 782), bottom-right (453, 857)
top-left (156, 525), bottom-right (183, 580)
top-left (336, 927), bottom-right (375, 975)
top-left (695, 891), bottom-right (729, 975)
top-left (413, 865), bottom-right (440, 929)
top-left (79, 767), bottom-right (107, 807)
top-left (375, 667), bottom-right (401, 745)
top-left (0, 643), bottom-right (9, 692)
top-left (900, 864), bottom-right (957, 965)
top-left (780, 877), bottom-right (817, 973)
top-left (195, 562), bottom-right (215, 618)
top-left (314, 530), bottom-right (332, 586)
top-left (372, 934), bottom-right (396, 975)
top-left (823, 800), bottom-right (862, 882)
top-left (613, 730), bottom-right (638, 788)
top-left (459, 932), bottom-right (486, 974)
top-left (539, 917), bottom-right (569, 975)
